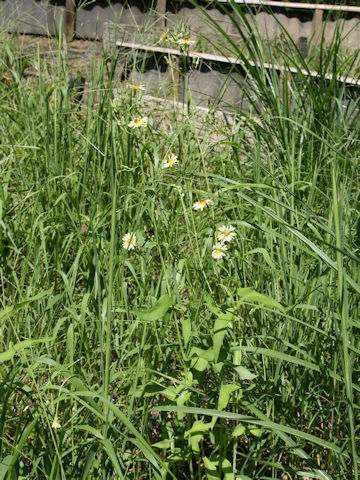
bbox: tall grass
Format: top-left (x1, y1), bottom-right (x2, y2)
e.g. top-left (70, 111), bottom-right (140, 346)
top-left (0, 2), bottom-right (359, 479)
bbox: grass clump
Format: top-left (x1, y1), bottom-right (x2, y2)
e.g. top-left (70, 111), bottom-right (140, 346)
top-left (0, 5), bottom-right (359, 479)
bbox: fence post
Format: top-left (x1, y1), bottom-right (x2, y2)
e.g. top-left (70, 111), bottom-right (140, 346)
top-left (312, 8), bottom-right (323, 45)
top-left (65, 0), bottom-right (76, 42)
top-left (156, 0), bottom-right (167, 28)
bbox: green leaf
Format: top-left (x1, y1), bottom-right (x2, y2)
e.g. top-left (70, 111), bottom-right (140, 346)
top-left (185, 420), bottom-right (213, 454)
top-left (234, 366), bottom-right (256, 381)
top-left (185, 420), bottom-right (214, 438)
top-left (101, 438), bottom-right (124, 479)
top-left (181, 317), bottom-right (191, 346)
top-left (232, 424), bottom-right (246, 437)
top-left (203, 456), bottom-right (220, 480)
top-left (155, 404), bottom-right (341, 477)
top-left (0, 338), bottom-right (52, 362)
top-left (0, 291), bottom-right (50, 323)
top-left (233, 423), bottom-right (262, 437)
top-left (237, 288), bottom-right (284, 312)
top-left (133, 295), bottom-right (173, 321)
top-left (213, 314), bottom-right (233, 362)
top-left (152, 440), bottom-right (171, 449)
top-left (217, 384), bottom-right (240, 411)
top-left (247, 247), bottom-right (279, 273)
top-left (0, 455), bottom-right (13, 480)
top-left (2, 414), bottom-right (39, 478)
top-left (221, 457), bottom-right (233, 480)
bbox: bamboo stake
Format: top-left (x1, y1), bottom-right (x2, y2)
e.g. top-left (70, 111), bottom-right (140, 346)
top-left (155, 0), bottom-right (167, 28)
top-left (65, 0), bottom-right (76, 43)
top-left (312, 9), bottom-right (324, 45)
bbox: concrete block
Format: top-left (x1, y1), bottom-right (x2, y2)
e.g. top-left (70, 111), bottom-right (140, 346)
top-left (181, 70), bottom-right (249, 112)
top-left (120, 6), bottom-right (150, 27)
top-left (0, 0), bottom-right (62, 35)
top-left (76, 5), bottom-right (108, 39)
top-left (128, 69), bottom-right (169, 97)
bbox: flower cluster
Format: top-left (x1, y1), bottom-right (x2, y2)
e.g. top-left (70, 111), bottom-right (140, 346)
top-left (212, 224), bottom-right (236, 261)
top-left (158, 29), bottom-right (195, 48)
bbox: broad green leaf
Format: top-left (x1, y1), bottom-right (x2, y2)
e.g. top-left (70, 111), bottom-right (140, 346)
top-left (221, 457), bottom-right (233, 480)
top-left (233, 423), bottom-right (262, 437)
top-left (176, 390), bottom-right (192, 420)
top-left (217, 384), bottom-right (240, 411)
top-left (234, 366), bottom-right (257, 381)
top-left (185, 420), bottom-right (213, 454)
top-left (152, 440), bottom-right (171, 449)
top-left (203, 456), bottom-right (220, 480)
top-left (190, 356), bottom-right (208, 372)
top-left (181, 317), bottom-right (191, 346)
top-left (213, 314), bottom-right (233, 362)
top-left (232, 424), bottom-right (246, 437)
top-left (185, 420), bottom-right (214, 438)
top-left (189, 347), bottom-right (214, 362)
top-left (133, 295), bottom-right (173, 321)
top-left (0, 338), bottom-right (52, 362)
top-left (0, 455), bottom-right (12, 480)
top-left (237, 288), bottom-right (284, 312)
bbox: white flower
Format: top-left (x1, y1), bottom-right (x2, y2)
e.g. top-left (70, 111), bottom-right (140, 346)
top-left (52, 418), bottom-right (61, 429)
top-left (193, 198), bottom-right (214, 211)
top-left (126, 83), bottom-right (146, 91)
top-left (162, 153), bottom-right (178, 169)
top-left (212, 242), bottom-right (227, 260)
top-left (159, 31), bottom-right (169, 42)
top-left (122, 232), bottom-right (136, 250)
top-left (217, 224), bottom-right (236, 243)
top-left (178, 36), bottom-right (195, 46)
top-left (128, 117), bottom-right (148, 129)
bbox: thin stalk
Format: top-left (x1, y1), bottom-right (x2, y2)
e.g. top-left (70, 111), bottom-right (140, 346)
top-left (103, 165), bottom-right (118, 436)
top-left (332, 166), bottom-right (357, 479)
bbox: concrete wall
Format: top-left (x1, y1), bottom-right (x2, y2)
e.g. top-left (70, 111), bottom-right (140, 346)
top-left (0, 0), bottom-right (64, 35)
top-left (1, 1), bottom-right (359, 47)
top-left (1, 1), bottom-right (358, 112)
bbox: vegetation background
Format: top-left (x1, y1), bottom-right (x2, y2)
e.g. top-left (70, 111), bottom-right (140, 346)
top-left (0, 0), bottom-right (359, 479)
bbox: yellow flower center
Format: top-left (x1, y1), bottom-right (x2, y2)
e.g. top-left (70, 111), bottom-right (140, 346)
top-left (134, 118), bottom-right (141, 125)
top-left (130, 237), bottom-right (135, 244)
top-left (214, 249), bottom-right (222, 254)
top-left (183, 37), bottom-right (189, 43)
top-left (199, 199), bottom-right (206, 206)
